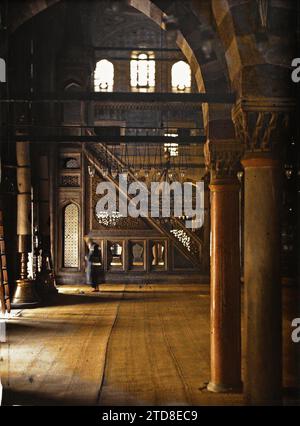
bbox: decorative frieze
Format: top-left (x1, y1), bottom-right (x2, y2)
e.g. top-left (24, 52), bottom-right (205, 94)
top-left (94, 102), bottom-right (201, 114)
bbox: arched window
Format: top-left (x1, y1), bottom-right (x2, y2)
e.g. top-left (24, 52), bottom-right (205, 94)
top-left (94, 59), bottom-right (114, 92)
top-left (171, 61), bottom-right (191, 92)
top-left (63, 203), bottom-right (79, 268)
top-left (130, 52), bottom-right (155, 91)
top-left (63, 81), bottom-right (82, 123)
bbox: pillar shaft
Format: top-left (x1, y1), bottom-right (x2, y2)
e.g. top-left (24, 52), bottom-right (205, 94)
top-left (232, 98), bottom-right (294, 405)
top-left (12, 140), bottom-right (40, 307)
top-left (36, 150), bottom-right (57, 293)
top-left (243, 156), bottom-right (282, 404)
top-left (204, 139), bottom-right (243, 393)
top-left (16, 141), bottom-right (32, 264)
top-left (208, 179), bottom-right (242, 392)
top-left (202, 174), bottom-right (210, 273)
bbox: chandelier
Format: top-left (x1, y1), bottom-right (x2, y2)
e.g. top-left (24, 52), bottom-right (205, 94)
top-left (114, 142), bottom-right (188, 186)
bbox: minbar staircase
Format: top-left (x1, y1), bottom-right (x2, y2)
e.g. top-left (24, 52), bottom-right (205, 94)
top-left (84, 141), bottom-right (203, 270)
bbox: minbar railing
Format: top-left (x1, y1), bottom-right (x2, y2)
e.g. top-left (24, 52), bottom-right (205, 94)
top-left (84, 140), bottom-right (203, 269)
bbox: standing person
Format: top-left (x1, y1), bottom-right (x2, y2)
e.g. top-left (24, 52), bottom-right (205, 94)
top-left (85, 238), bottom-right (101, 292)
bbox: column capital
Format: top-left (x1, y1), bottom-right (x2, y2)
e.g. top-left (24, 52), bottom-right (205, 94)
top-left (204, 139), bottom-right (243, 184)
top-left (232, 97), bottom-right (295, 157)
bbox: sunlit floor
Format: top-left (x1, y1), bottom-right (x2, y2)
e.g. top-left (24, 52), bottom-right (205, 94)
top-left (0, 284), bottom-right (298, 406)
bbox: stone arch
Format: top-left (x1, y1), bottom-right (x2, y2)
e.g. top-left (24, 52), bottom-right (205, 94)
top-left (7, 0), bottom-right (238, 138)
top-left (8, 0), bottom-right (60, 33)
top-left (9, 0), bottom-right (294, 99)
top-left (211, 0), bottom-right (296, 98)
top-left (127, 0), bottom-right (237, 138)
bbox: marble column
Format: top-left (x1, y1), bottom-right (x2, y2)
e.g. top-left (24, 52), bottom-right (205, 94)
top-left (205, 140), bottom-right (243, 392)
top-left (232, 99), bottom-right (294, 405)
top-left (12, 140), bottom-right (40, 307)
top-left (36, 149), bottom-right (57, 294)
top-left (242, 154), bottom-right (282, 404)
top-left (202, 173), bottom-right (210, 274)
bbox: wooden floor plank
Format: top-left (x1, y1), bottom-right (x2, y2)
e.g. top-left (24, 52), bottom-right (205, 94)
top-left (1, 284), bottom-right (298, 406)
top-left (98, 288), bottom-right (243, 406)
top-left (1, 288), bottom-right (124, 405)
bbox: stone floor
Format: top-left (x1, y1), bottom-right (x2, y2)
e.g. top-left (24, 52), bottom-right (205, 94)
top-left (0, 284), bottom-right (298, 406)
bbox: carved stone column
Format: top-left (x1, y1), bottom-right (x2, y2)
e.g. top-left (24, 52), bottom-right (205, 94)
top-left (232, 98), bottom-right (294, 405)
top-left (204, 139), bottom-right (243, 392)
top-left (202, 173), bottom-right (210, 274)
top-left (36, 149), bottom-right (57, 294)
top-left (12, 139), bottom-right (40, 307)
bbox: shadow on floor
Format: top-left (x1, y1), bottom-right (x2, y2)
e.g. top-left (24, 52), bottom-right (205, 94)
top-left (45, 292), bottom-right (121, 306)
top-left (2, 388), bottom-right (95, 406)
top-left (283, 387), bottom-right (300, 405)
top-left (40, 291), bottom-right (189, 308)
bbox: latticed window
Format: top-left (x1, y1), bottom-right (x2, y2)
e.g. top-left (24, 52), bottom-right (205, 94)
top-left (130, 52), bottom-right (155, 91)
top-left (171, 61), bottom-right (191, 92)
top-left (63, 203), bottom-right (79, 268)
top-left (94, 59), bottom-right (114, 92)
top-left (64, 158), bottom-right (79, 169)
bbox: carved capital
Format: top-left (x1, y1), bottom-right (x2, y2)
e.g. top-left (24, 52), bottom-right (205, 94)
top-left (232, 98), bottom-right (294, 156)
top-left (204, 139), bottom-right (243, 183)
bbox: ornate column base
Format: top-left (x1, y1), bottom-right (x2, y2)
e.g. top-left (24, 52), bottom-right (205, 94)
top-left (11, 279), bottom-right (41, 308)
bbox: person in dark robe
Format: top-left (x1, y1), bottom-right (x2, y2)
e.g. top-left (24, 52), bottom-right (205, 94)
top-left (85, 238), bottom-right (102, 292)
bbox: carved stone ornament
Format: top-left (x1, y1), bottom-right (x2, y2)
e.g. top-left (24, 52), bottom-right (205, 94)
top-left (204, 140), bottom-right (243, 181)
top-left (232, 98), bottom-right (294, 156)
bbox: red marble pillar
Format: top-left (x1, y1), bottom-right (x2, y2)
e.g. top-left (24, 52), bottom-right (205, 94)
top-left (205, 140), bottom-right (242, 392)
top-left (208, 178), bottom-right (242, 392)
top-left (242, 155), bottom-right (282, 405)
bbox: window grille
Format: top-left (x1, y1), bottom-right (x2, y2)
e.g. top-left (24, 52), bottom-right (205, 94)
top-left (63, 203), bottom-right (79, 268)
top-left (130, 52), bottom-right (155, 91)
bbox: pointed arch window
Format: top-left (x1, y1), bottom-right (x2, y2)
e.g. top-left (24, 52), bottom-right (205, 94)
top-left (94, 59), bottom-right (114, 92)
top-left (63, 203), bottom-right (79, 268)
top-left (171, 61), bottom-right (191, 92)
top-left (130, 52), bottom-right (155, 92)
